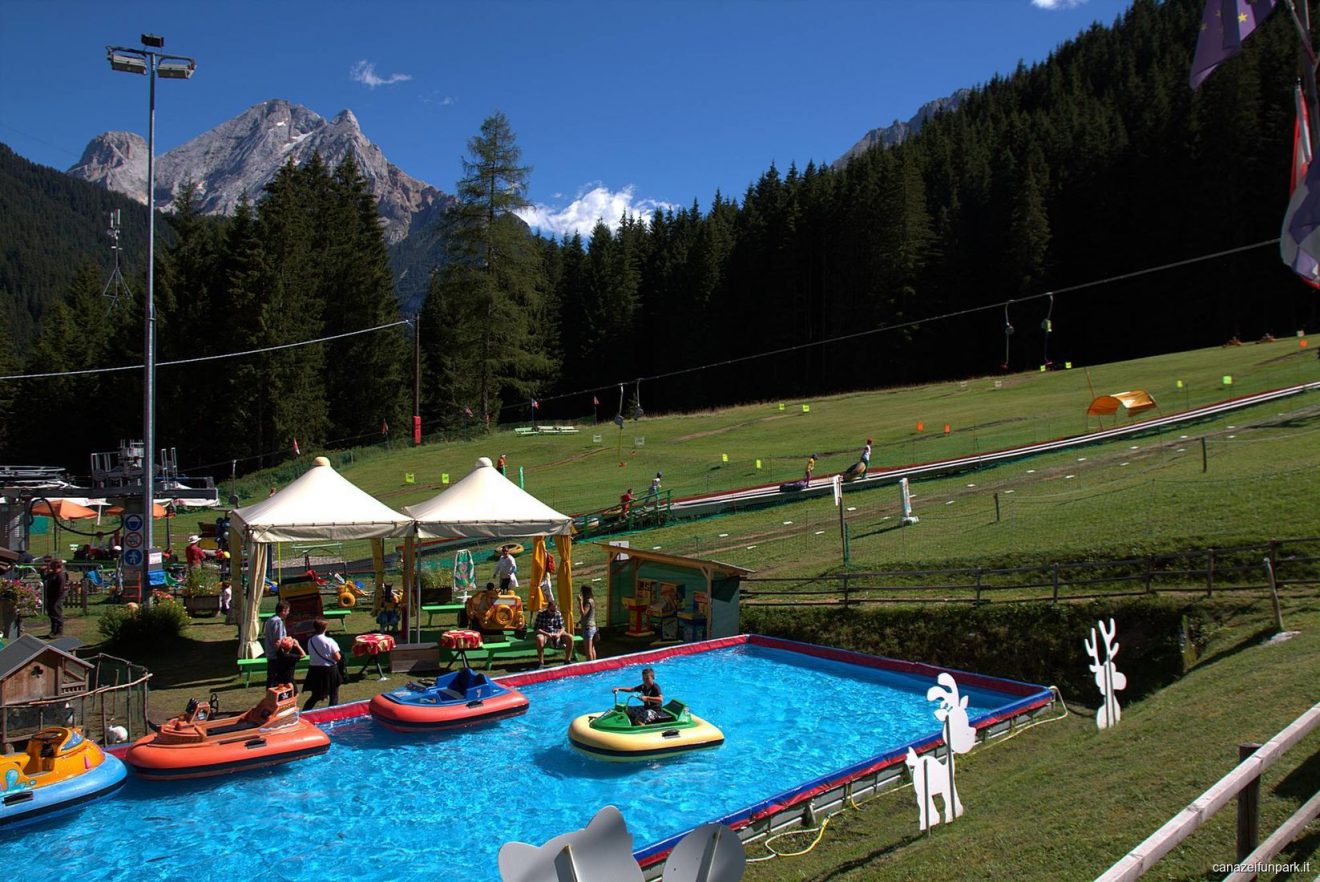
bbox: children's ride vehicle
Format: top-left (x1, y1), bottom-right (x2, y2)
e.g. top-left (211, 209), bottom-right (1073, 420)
top-left (567, 694), bottom-right (723, 761)
top-left (0, 727), bottom-right (126, 827)
top-left (125, 685), bottom-right (330, 779)
top-left (369, 667), bottom-right (529, 732)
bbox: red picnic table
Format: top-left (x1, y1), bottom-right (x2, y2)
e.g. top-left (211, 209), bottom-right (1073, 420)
top-left (352, 632), bottom-right (396, 680)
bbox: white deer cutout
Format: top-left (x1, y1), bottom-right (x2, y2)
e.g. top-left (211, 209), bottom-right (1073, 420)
top-left (906, 747), bottom-right (963, 831)
top-left (926, 672), bottom-right (976, 755)
top-left (1084, 618), bottom-right (1127, 730)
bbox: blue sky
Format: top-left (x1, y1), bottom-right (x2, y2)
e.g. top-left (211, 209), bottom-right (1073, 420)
top-left (0, 0), bottom-right (1134, 239)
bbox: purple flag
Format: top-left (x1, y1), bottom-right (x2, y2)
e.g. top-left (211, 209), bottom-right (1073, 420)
top-left (1189, 0), bottom-right (1277, 90)
top-left (1281, 156), bottom-right (1320, 288)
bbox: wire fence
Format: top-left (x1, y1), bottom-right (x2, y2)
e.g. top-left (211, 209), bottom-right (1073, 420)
top-left (739, 537), bottom-right (1320, 606)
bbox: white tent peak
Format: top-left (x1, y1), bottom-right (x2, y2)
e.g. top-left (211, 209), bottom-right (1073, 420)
top-left (230, 458), bottom-right (413, 543)
top-left (476, 456), bottom-right (493, 468)
top-left (405, 459), bottom-right (572, 539)
top-left (313, 455), bottom-right (331, 467)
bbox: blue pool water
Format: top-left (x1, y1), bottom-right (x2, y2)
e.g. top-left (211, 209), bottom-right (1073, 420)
top-left (8, 645), bottom-right (1032, 880)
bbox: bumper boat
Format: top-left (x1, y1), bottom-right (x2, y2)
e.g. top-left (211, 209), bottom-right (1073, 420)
top-left (369, 667), bottom-right (529, 732)
top-left (125, 685), bottom-right (329, 780)
top-left (568, 695), bottom-right (723, 761)
top-left (1, 727), bottom-right (127, 828)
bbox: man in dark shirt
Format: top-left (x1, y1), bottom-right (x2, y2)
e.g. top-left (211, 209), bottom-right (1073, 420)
top-left (533, 598), bottom-right (573, 667)
top-left (42, 557), bottom-right (68, 638)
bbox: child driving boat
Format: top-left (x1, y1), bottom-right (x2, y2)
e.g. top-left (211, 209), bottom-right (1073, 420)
top-left (612, 667), bottom-right (669, 725)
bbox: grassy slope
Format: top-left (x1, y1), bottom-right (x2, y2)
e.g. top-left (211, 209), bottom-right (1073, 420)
top-left (742, 596), bottom-right (1320, 882)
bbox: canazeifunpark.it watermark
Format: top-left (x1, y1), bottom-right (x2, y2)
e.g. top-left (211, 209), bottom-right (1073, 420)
top-left (1210, 860), bottom-right (1312, 875)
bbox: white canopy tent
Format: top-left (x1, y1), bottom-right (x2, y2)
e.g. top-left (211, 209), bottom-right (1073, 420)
top-left (229, 457), bottom-right (414, 659)
top-left (403, 457), bottom-right (577, 635)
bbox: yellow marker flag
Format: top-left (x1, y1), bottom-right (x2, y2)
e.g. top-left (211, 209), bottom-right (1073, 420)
top-left (802, 404), bottom-right (811, 413)
top-left (1065, 361), bottom-right (1073, 369)
top-left (755, 459), bottom-right (762, 469)
top-left (1222, 375), bottom-right (1233, 386)
top-left (778, 403), bottom-right (785, 411)
top-left (1039, 365), bottom-right (1046, 372)
top-left (441, 473), bottom-right (450, 484)
top-left (1176, 379), bottom-right (1184, 389)
top-left (721, 453), bottom-right (728, 463)
top-left (404, 473), bottom-right (415, 484)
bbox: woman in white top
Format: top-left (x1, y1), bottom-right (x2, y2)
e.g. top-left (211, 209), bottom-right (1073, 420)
top-left (302, 618), bottom-right (342, 710)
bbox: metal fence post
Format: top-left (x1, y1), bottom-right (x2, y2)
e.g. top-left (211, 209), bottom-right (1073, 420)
top-left (1236, 742), bottom-right (1261, 860)
top-left (1144, 555), bottom-right (1154, 594)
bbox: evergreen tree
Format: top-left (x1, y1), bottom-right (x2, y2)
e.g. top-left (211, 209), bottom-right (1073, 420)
top-left (420, 112), bottom-right (550, 428)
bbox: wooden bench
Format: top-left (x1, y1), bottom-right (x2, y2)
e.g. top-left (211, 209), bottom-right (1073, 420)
top-left (514, 427), bottom-right (536, 436)
top-left (236, 655), bottom-right (310, 687)
top-left (261, 607), bottom-right (352, 630)
top-left (421, 603), bottom-right (465, 627)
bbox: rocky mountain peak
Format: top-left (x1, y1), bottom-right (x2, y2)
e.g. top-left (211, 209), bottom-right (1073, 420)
top-left (66, 99), bottom-right (448, 244)
top-left (834, 89), bottom-right (972, 169)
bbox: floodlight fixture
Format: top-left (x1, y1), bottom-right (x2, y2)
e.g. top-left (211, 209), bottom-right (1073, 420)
top-left (157, 59), bottom-right (195, 79)
top-left (108, 51), bottom-right (148, 75)
top-left (140, 33), bottom-right (164, 48)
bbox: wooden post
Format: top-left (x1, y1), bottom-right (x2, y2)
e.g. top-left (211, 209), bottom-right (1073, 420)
top-left (1144, 555), bottom-right (1154, 594)
top-left (974, 567), bottom-right (983, 605)
top-left (994, 492), bottom-right (1000, 522)
top-left (842, 572), bottom-right (850, 608)
top-left (1051, 562), bottom-right (1060, 603)
top-left (1206, 548), bottom-right (1215, 598)
top-left (1264, 557), bottom-right (1286, 634)
top-left (1201, 436), bottom-right (1208, 473)
top-left (1236, 742), bottom-right (1261, 861)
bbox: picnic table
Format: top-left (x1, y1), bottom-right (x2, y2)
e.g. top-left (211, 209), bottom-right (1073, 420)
top-left (352, 632), bottom-right (396, 680)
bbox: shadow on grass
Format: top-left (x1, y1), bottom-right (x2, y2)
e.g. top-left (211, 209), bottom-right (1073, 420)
top-left (797, 832), bottom-right (924, 882)
top-left (1190, 625), bottom-right (1277, 672)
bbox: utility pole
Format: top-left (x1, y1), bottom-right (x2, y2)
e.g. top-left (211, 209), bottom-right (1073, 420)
top-left (412, 314), bottom-right (421, 446)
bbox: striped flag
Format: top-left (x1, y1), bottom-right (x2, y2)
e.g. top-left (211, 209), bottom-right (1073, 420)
top-left (1282, 83), bottom-right (1320, 289)
top-left (292, 437), bottom-right (301, 456)
top-left (1291, 83), bottom-right (1312, 194)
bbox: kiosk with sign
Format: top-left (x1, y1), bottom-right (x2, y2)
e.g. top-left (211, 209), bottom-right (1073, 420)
top-left (599, 545), bottom-right (747, 642)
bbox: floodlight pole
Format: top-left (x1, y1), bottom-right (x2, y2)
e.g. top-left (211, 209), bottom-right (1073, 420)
top-left (106, 35), bottom-right (196, 601)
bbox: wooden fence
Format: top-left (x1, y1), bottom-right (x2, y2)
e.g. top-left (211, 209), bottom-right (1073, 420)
top-left (741, 537), bottom-right (1320, 606)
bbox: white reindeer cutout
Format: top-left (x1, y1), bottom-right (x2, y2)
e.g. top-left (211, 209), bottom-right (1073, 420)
top-left (906, 747), bottom-right (963, 831)
top-left (1084, 617), bottom-right (1127, 730)
top-left (926, 672), bottom-right (976, 755)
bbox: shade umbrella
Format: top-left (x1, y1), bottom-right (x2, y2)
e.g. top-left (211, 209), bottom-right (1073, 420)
top-left (29, 499), bottom-right (98, 520)
top-left (106, 502), bottom-right (169, 519)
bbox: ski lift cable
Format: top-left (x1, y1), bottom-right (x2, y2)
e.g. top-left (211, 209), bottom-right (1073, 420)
top-left (544, 236), bottom-right (1278, 406)
top-left (1, 319), bottom-right (412, 382)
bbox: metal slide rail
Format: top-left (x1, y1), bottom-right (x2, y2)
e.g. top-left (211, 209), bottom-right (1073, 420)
top-left (670, 380), bottom-right (1320, 517)
top-left (1095, 702), bottom-right (1320, 881)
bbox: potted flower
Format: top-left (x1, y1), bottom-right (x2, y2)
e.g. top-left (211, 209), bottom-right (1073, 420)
top-left (180, 568), bottom-right (222, 617)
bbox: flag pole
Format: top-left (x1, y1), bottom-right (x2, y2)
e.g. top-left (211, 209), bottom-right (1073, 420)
top-left (1284, 0), bottom-right (1320, 150)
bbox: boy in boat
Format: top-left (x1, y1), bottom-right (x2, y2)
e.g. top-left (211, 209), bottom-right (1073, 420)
top-left (613, 667), bottom-right (668, 725)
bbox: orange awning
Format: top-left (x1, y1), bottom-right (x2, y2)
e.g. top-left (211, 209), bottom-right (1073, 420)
top-left (1087, 390), bottom-right (1157, 416)
top-left (105, 502), bottom-right (169, 518)
top-left (29, 499), bottom-right (98, 520)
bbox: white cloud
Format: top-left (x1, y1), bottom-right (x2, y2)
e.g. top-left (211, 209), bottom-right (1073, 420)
top-left (350, 60), bottom-right (412, 88)
top-left (516, 184), bottom-right (678, 239)
top-left (1031, 0), bottom-right (1087, 8)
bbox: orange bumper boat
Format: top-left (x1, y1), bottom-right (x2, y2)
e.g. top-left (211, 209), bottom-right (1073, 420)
top-left (125, 685), bottom-right (330, 780)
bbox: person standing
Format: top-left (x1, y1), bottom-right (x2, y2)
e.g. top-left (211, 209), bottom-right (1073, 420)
top-left (302, 619), bottom-right (342, 710)
top-left (861, 438), bottom-right (873, 469)
top-left (496, 454), bottom-right (507, 476)
top-left (620, 488), bottom-right (634, 517)
top-left (493, 547), bottom-right (518, 590)
top-left (804, 454), bottom-right (817, 487)
top-left (269, 636), bottom-right (305, 692)
top-left (185, 535), bottom-right (205, 572)
top-left (578, 585), bottom-right (598, 662)
top-left (42, 558), bottom-right (68, 639)
top-left (645, 472), bottom-right (663, 508)
top-left (263, 601), bottom-right (291, 688)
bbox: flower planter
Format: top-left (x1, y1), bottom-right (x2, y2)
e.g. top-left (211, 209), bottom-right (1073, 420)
top-left (183, 594), bottom-right (222, 617)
